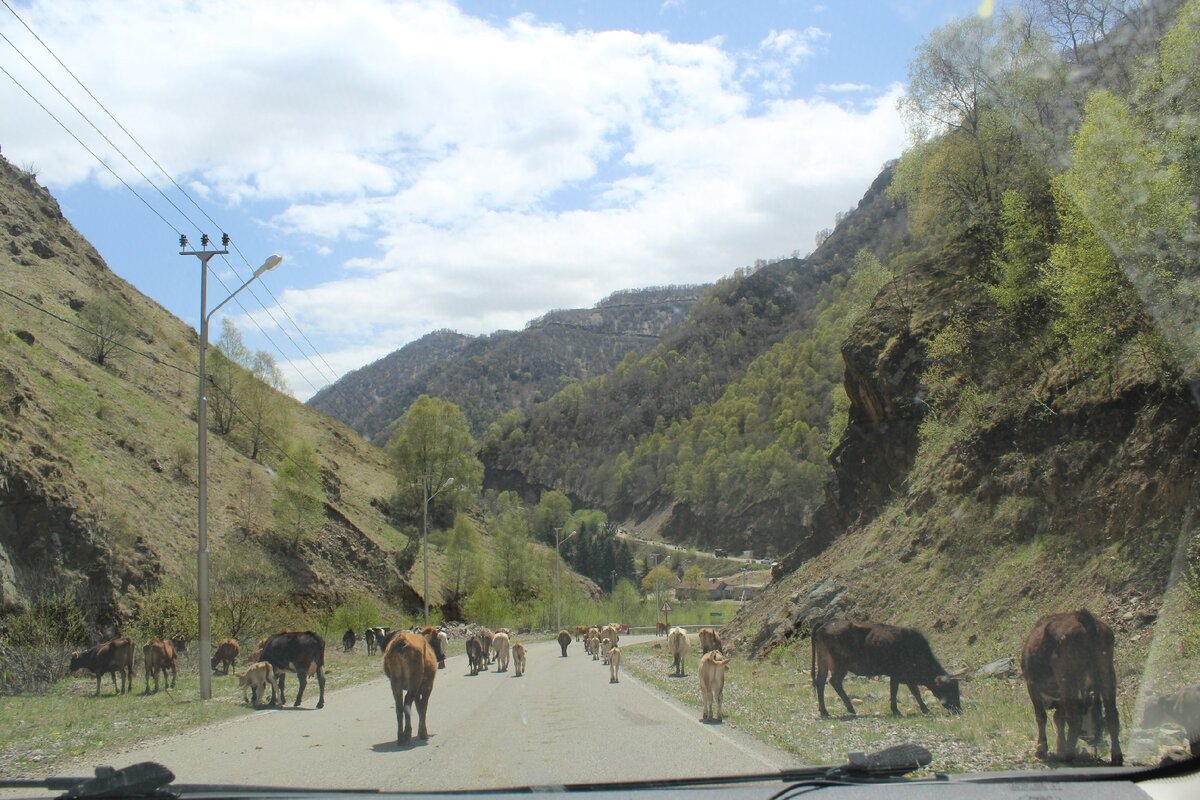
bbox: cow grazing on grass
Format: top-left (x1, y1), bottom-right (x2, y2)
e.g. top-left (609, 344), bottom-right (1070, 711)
top-left (811, 619), bottom-right (961, 718)
top-left (493, 631), bottom-right (512, 672)
top-left (668, 627), bottom-right (689, 677)
top-left (342, 629), bottom-right (356, 653)
top-left (211, 638), bottom-right (240, 674)
top-left (143, 640), bottom-right (177, 693)
top-left (699, 627), bottom-right (724, 655)
top-left (466, 634), bottom-right (485, 676)
top-left (70, 637), bottom-right (135, 696)
top-left (557, 629), bottom-right (571, 657)
top-left (609, 645), bottom-right (622, 683)
top-left (1142, 685), bottom-right (1200, 757)
top-left (258, 631), bottom-right (326, 709)
top-left (236, 661), bottom-right (277, 707)
top-left (1022, 610), bottom-right (1121, 766)
top-left (512, 641), bottom-right (527, 677)
top-left (383, 630), bottom-right (438, 743)
top-left (700, 651), bottom-right (731, 722)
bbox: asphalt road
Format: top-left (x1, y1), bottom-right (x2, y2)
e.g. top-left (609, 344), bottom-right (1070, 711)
top-left (44, 635), bottom-right (795, 792)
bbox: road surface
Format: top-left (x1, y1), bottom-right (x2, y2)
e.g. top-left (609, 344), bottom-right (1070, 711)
top-left (44, 636), bottom-right (795, 792)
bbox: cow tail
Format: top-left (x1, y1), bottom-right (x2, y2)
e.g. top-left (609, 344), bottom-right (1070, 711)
top-left (810, 622), bottom-right (819, 687)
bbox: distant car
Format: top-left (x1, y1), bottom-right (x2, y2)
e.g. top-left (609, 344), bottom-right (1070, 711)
top-left (714, 549), bottom-right (727, 557)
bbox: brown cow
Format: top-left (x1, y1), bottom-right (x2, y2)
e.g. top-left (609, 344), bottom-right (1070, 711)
top-left (512, 641), bottom-right (527, 677)
top-left (1142, 684), bottom-right (1200, 756)
top-left (211, 638), bottom-right (240, 674)
top-left (143, 640), bottom-right (177, 693)
top-left (70, 637), bottom-right (135, 696)
top-left (383, 630), bottom-right (438, 743)
top-left (609, 645), bottom-right (622, 683)
top-left (236, 661), bottom-right (277, 706)
top-left (699, 627), bottom-right (724, 655)
top-left (811, 619), bottom-right (961, 717)
top-left (574, 625), bottom-right (589, 642)
top-left (557, 629), bottom-right (571, 657)
top-left (667, 626), bottom-right (689, 677)
top-left (1022, 610), bottom-right (1121, 765)
top-left (700, 651), bottom-right (731, 722)
top-left (466, 633), bottom-right (485, 676)
top-left (601, 624), bottom-right (620, 649)
top-left (655, 621), bottom-right (668, 637)
top-left (589, 635), bottom-right (601, 660)
top-left (481, 629), bottom-right (495, 666)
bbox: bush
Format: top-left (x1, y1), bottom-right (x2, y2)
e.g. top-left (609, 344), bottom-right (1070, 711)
top-left (0, 593), bottom-right (89, 694)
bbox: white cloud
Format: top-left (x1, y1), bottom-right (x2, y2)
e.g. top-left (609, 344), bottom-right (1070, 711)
top-left (0, 1), bottom-right (907, 398)
top-left (818, 82), bottom-right (873, 93)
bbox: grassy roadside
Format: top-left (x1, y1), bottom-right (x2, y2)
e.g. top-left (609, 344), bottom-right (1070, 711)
top-left (621, 641), bottom-right (1163, 776)
top-left (0, 647), bottom-right (389, 779)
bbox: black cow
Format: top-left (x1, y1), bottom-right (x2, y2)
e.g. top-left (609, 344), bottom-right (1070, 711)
top-left (811, 619), bottom-right (961, 717)
top-left (377, 628), bottom-right (401, 652)
top-left (466, 634), bottom-right (485, 676)
top-left (69, 637), bottom-right (135, 696)
top-left (342, 628), bottom-right (356, 653)
top-left (1142, 684), bottom-right (1200, 757)
top-left (364, 628), bottom-right (377, 656)
top-left (257, 631), bottom-right (326, 709)
top-left (1022, 610), bottom-right (1121, 766)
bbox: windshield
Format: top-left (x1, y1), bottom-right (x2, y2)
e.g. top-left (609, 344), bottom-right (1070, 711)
top-left (1, 0), bottom-right (1198, 793)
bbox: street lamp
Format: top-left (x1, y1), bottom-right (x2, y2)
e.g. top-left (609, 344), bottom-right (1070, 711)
top-left (554, 526), bottom-right (578, 632)
top-left (181, 236), bottom-right (282, 700)
top-left (422, 476), bottom-right (454, 626)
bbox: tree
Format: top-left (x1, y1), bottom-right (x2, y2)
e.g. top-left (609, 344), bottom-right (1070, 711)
top-left (641, 563), bottom-right (677, 610)
top-left (492, 509), bottom-right (531, 596)
top-left (231, 461), bottom-right (271, 540)
top-left (386, 395), bottom-right (482, 522)
top-left (272, 440), bottom-right (325, 550)
top-left (444, 514), bottom-right (482, 603)
top-left (611, 578), bottom-right (640, 622)
top-left (530, 490), bottom-right (572, 544)
top-left (244, 351), bottom-right (291, 460)
top-left (210, 546), bottom-right (291, 641)
top-left (681, 564), bottom-right (707, 591)
top-left (77, 298), bottom-right (131, 366)
top-left (208, 319), bottom-right (250, 436)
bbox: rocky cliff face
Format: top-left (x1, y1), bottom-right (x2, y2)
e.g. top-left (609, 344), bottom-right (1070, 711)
top-left (729, 247), bottom-right (1200, 662)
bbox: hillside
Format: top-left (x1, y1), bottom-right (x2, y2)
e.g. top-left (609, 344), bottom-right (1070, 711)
top-left (308, 285), bottom-right (700, 444)
top-left (0, 155), bottom-right (598, 635)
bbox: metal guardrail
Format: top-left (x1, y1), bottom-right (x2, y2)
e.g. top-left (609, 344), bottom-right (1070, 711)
top-left (626, 624), bottom-right (719, 633)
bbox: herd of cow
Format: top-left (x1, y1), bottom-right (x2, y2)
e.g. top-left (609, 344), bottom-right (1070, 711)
top-left (63, 606), bottom-right (1198, 762)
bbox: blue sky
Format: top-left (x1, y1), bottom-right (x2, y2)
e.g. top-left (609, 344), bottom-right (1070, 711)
top-left (1, 0), bottom-right (984, 399)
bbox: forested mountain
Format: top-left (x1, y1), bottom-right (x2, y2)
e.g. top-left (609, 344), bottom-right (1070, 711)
top-left (308, 285), bottom-right (701, 444)
top-left (484, 0), bottom-right (1200, 613)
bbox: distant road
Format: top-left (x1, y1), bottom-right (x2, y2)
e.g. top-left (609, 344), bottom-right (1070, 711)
top-left (46, 636), bottom-right (795, 792)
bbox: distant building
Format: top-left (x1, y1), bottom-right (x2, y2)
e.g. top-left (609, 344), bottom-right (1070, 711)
top-left (676, 579), bottom-right (724, 601)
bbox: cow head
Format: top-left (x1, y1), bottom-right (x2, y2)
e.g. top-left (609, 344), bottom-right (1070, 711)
top-left (68, 651), bottom-right (84, 673)
top-left (933, 675), bottom-right (962, 713)
top-left (424, 627), bottom-right (446, 667)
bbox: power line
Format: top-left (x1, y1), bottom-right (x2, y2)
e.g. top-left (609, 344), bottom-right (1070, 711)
top-left (1, 1), bottom-right (341, 390)
top-left (0, 285), bottom-right (326, 484)
top-left (0, 62), bottom-right (181, 235)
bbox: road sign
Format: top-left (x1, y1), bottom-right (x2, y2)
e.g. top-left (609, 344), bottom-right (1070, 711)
top-left (660, 601), bottom-right (672, 614)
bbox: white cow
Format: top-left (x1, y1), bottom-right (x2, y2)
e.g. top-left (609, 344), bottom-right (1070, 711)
top-left (609, 645), bottom-right (622, 683)
top-left (668, 627), bottom-right (689, 677)
top-left (492, 631), bottom-right (512, 672)
top-left (699, 651), bottom-right (730, 722)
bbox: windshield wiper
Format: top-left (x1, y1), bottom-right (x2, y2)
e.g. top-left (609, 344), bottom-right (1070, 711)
top-left (0, 763), bottom-right (178, 799)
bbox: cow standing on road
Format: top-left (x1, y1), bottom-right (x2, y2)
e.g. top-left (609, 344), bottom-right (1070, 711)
top-left (493, 631), bottom-right (512, 672)
top-left (383, 629), bottom-right (439, 743)
top-left (811, 619), bottom-right (961, 717)
top-left (609, 645), bottom-right (622, 683)
top-left (512, 641), bottom-right (527, 677)
top-left (1022, 610), bottom-right (1121, 765)
top-left (69, 638), bottom-right (135, 696)
top-left (258, 631), bottom-right (327, 709)
top-left (557, 629), bottom-right (571, 657)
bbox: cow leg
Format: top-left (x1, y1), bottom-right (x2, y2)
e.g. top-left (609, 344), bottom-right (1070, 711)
top-left (815, 662), bottom-right (830, 718)
top-left (716, 684), bottom-right (723, 722)
top-left (394, 690), bottom-right (410, 743)
top-left (1052, 704), bottom-right (1071, 761)
top-left (314, 665), bottom-right (325, 709)
top-left (170, 662), bottom-right (177, 689)
top-left (908, 683), bottom-right (930, 714)
top-left (1027, 688), bottom-right (1049, 759)
top-left (294, 671), bottom-right (308, 707)
top-left (109, 670), bottom-right (119, 695)
top-left (1102, 691), bottom-right (1122, 766)
top-left (276, 672), bottom-right (287, 705)
top-left (830, 669), bottom-right (856, 716)
top-left (416, 689), bottom-right (431, 739)
top-left (889, 676), bottom-right (901, 715)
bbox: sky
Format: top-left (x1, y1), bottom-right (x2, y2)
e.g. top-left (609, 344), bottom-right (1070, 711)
top-left (0, 0), bottom-right (987, 400)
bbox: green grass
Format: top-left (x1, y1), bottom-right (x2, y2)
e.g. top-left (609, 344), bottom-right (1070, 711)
top-left (623, 642), bottom-right (1155, 775)
top-left (0, 648), bottom-right (390, 779)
